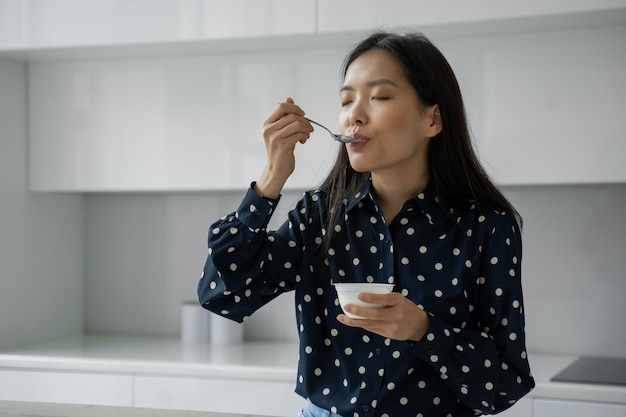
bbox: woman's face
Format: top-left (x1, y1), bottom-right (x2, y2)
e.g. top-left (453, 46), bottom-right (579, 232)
top-left (339, 49), bottom-right (441, 179)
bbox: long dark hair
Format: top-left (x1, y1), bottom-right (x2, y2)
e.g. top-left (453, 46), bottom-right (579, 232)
top-left (320, 31), bottom-right (521, 245)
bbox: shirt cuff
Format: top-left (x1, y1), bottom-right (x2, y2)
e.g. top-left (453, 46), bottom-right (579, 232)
top-left (409, 313), bottom-right (455, 371)
top-left (235, 183), bottom-right (281, 230)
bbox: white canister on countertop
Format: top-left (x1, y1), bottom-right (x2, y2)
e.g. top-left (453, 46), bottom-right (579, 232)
top-left (180, 300), bottom-right (210, 344)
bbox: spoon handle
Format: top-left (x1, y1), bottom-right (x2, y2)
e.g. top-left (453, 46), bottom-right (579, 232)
top-left (304, 117), bottom-right (331, 134)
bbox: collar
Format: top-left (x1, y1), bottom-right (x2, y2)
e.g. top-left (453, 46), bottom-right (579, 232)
top-left (344, 178), bottom-right (448, 226)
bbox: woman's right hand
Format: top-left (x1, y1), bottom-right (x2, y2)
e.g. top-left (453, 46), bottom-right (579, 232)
top-left (254, 97), bottom-right (313, 199)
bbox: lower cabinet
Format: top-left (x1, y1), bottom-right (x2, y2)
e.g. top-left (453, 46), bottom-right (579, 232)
top-left (535, 399), bottom-right (626, 417)
top-left (2, 369), bottom-right (624, 417)
top-left (0, 369), bottom-right (133, 406)
top-left (134, 375), bottom-right (305, 417)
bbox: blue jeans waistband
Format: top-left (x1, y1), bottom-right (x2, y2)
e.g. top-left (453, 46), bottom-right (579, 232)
top-left (298, 401), bottom-right (344, 417)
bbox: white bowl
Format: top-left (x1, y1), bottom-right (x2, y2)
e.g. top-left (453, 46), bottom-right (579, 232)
top-left (333, 283), bottom-right (395, 319)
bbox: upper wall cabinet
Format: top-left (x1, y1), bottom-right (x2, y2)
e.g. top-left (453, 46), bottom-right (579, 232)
top-left (317, 0), bottom-right (626, 36)
top-left (27, 47), bottom-right (347, 192)
top-left (0, 0), bottom-right (316, 50)
top-left (4, 0), bottom-right (626, 191)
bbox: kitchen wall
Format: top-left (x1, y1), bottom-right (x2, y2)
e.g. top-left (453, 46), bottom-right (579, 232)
top-left (0, 58), bottom-right (84, 350)
top-left (83, 182), bottom-right (626, 358)
top-left (2, 3), bottom-right (625, 359)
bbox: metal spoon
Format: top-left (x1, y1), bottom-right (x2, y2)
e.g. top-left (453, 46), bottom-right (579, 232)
top-left (304, 117), bottom-right (360, 144)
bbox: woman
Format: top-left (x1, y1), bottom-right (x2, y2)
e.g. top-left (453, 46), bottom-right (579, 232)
top-left (198, 32), bottom-right (534, 417)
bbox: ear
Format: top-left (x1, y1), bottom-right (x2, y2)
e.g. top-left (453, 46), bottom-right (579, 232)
top-left (426, 104), bottom-right (442, 137)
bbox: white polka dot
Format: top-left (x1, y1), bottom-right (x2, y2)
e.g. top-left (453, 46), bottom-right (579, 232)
top-left (435, 263), bottom-right (443, 271)
top-left (229, 263), bottom-right (237, 271)
top-left (387, 382), bottom-right (395, 390)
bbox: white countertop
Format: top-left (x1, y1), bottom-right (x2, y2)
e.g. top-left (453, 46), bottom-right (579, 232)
top-left (0, 336), bottom-right (298, 382)
top-left (0, 400), bottom-right (258, 417)
top-left (1, 335), bottom-right (625, 405)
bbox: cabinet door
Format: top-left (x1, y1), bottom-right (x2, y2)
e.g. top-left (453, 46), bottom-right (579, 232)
top-left (28, 47), bottom-right (345, 192)
top-left (134, 375), bottom-right (305, 417)
top-left (1, 0), bottom-right (315, 50)
top-left (0, 369), bottom-right (132, 406)
top-left (535, 399), bottom-right (626, 417)
top-left (317, 0), bottom-right (624, 34)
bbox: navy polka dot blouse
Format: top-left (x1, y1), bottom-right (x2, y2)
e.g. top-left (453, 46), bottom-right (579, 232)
top-left (198, 181), bottom-right (535, 417)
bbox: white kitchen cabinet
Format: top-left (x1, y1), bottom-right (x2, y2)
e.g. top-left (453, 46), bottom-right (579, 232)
top-left (460, 24), bottom-right (626, 185)
top-left (317, 0), bottom-right (626, 35)
top-left (134, 375), bottom-right (305, 417)
top-left (535, 398), bottom-right (626, 417)
top-left (0, 369), bottom-right (133, 406)
top-left (0, 0), bottom-right (315, 51)
top-left (27, 48), bottom-right (345, 192)
top-left (6, 2), bottom-right (626, 191)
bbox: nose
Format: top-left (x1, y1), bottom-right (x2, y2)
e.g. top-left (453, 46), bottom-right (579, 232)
top-left (347, 97), bottom-right (368, 128)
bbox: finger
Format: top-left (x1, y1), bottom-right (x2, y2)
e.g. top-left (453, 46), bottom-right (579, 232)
top-left (265, 98), bottom-right (305, 125)
top-left (342, 303), bottom-right (387, 321)
top-left (357, 292), bottom-right (398, 306)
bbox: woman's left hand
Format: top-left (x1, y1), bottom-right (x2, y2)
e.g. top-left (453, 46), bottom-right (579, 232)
top-left (337, 292), bottom-right (430, 342)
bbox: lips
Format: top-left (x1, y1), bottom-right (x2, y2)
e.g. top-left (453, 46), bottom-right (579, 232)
top-left (348, 132), bottom-right (369, 147)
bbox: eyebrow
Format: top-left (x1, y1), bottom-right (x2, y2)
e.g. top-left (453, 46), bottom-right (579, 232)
top-left (340, 78), bottom-right (399, 92)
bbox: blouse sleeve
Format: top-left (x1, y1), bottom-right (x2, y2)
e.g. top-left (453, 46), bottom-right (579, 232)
top-left (197, 186), bottom-right (311, 323)
top-left (409, 211), bottom-right (535, 414)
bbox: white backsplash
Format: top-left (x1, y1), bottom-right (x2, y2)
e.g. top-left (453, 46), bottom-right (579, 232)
top-left (83, 183), bottom-right (626, 357)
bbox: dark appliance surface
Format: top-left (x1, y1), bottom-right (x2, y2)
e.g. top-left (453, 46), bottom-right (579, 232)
top-left (551, 356), bottom-right (626, 386)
